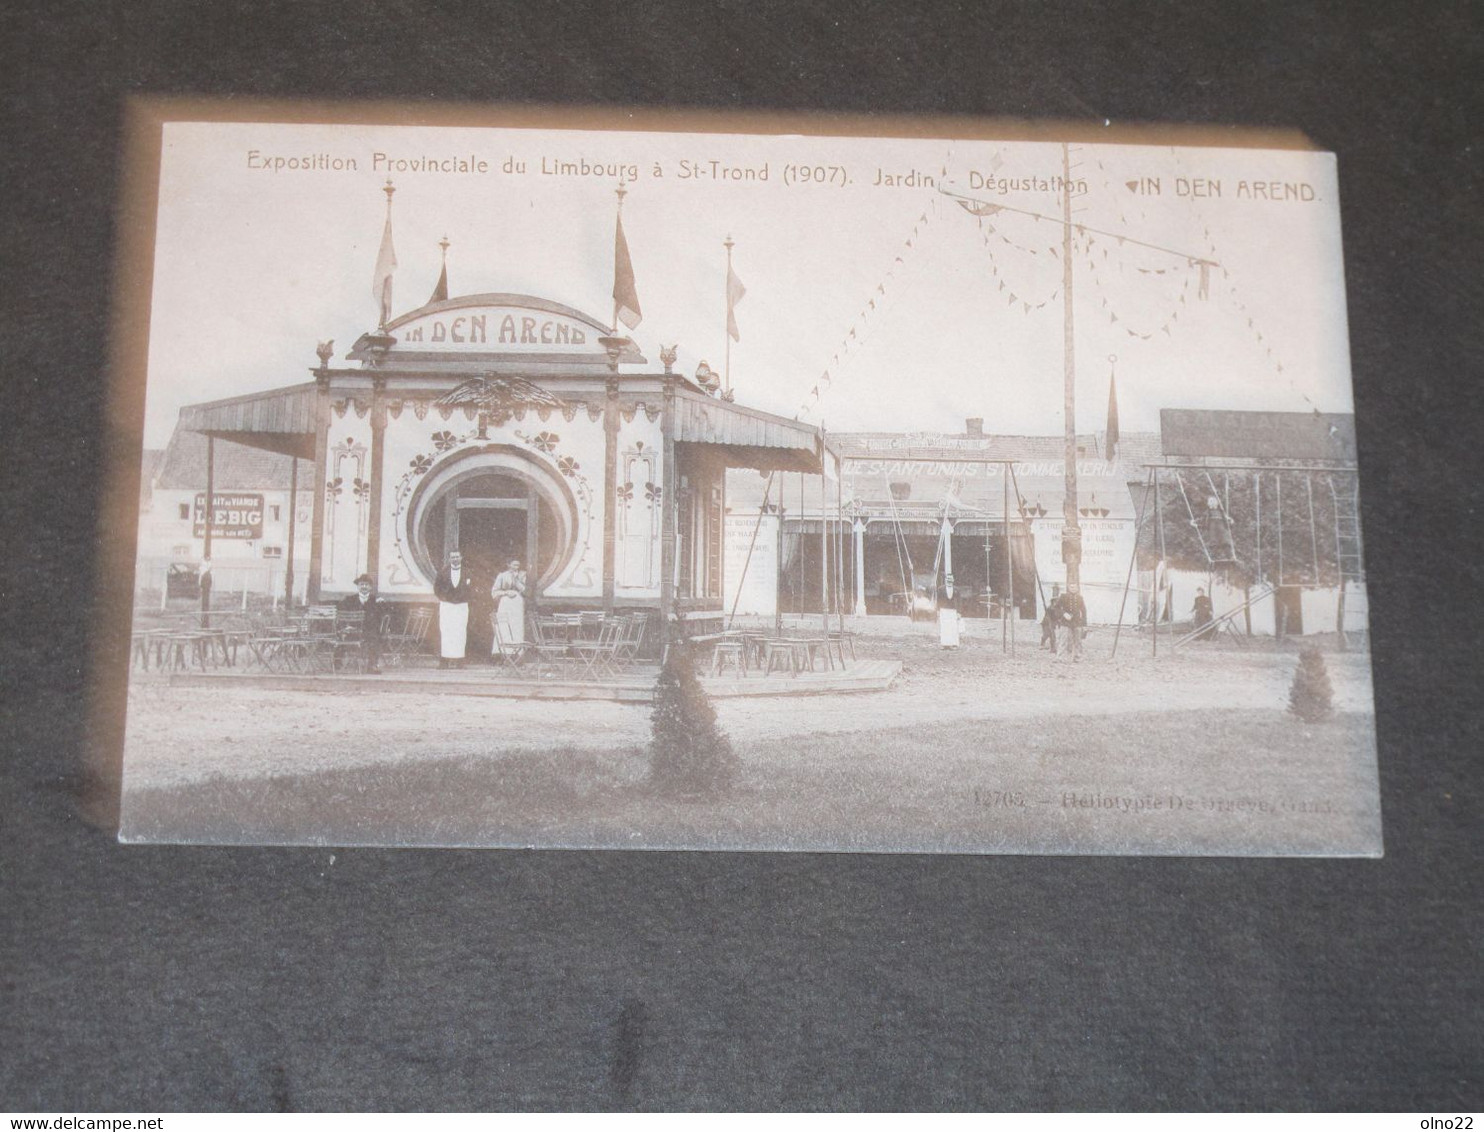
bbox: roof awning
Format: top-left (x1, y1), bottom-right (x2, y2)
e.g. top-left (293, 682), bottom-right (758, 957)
top-left (177, 383), bottom-right (319, 459)
top-left (673, 391), bottom-right (823, 473)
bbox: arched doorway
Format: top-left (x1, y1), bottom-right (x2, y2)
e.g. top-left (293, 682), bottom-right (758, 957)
top-left (405, 447), bottom-right (579, 653)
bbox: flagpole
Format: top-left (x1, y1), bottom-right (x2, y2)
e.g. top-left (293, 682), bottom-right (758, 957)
top-left (613, 180), bottom-right (626, 334)
top-left (724, 234), bottom-right (734, 397)
top-left (1061, 142), bottom-right (1081, 600)
top-left (378, 179), bottom-right (396, 330)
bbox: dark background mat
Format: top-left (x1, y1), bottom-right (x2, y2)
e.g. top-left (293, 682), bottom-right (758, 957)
top-left (2, 1), bottom-right (1479, 1111)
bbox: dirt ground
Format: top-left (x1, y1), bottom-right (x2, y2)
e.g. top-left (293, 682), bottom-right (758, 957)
top-left (118, 625), bottom-right (1380, 854)
top-left (121, 627), bottom-right (1376, 792)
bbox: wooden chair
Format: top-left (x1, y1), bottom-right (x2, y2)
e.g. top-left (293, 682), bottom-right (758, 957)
top-left (333, 611), bottom-right (367, 673)
top-left (383, 606), bottom-right (434, 667)
top-left (612, 614), bottom-right (649, 668)
top-left (244, 613), bottom-right (292, 671)
top-left (710, 637), bottom-right (748, 677)
top-left (759, 638), bottom-right (799, 677)
top-left (571, 618), bottom-right (622, 680)
top-left (786, 637), bottom-right (834, 673)
top-left (528, 616), bottom-right (574, 678)
top-left (827, 628), bottom-right (856, 666)
top-left (490, 621), bottom-right (530, 676)
top-left (215, 615), bottom-right (255, 667)
top-left (299, 607), bottom-right (341, 672)
top-left (159, 628), bottom-right (218, 672)
top-left (131, 627), bottom-right (170, 670)
top-left (548, 613), bottom-right (582, 642)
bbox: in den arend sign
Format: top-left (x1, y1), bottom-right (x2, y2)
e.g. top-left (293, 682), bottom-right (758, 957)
top-left (389, 303), bottom-right (601, 353)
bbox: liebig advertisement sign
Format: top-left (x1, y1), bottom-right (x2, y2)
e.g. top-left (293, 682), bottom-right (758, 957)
top-left (193, 493), bottom-right (264, 539)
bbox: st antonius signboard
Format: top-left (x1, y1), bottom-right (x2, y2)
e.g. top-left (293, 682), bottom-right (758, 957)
top-left (1160, 409), bottom-right (1357, 462)
top-left (192, 492), bottom-right (265, 540)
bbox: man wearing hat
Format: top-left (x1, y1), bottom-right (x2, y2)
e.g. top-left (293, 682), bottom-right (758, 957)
top-left (338, 573), bottom-right (384, 674)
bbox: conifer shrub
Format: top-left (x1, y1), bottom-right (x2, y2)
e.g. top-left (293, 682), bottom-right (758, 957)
top-left (649, 638), bottom-right (738, 798)
top-left (1288, 645), bottom-right (1335, 723)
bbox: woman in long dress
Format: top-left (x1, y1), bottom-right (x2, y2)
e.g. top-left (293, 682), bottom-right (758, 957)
top-left (490, 558), bottom-right (528, 655)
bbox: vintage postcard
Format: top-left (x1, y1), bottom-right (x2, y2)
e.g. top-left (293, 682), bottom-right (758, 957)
top-left (109, 105), bottom-right (1380, 854)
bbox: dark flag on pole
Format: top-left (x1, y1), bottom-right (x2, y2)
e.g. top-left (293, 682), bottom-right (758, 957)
top-left (726, 263), bottom-right (746, 342)
top-left (1106, 368), bottom-right (1120, 459)
top-left (429, 239), bottom-right (449, 304)
top-left (613, 214), bottom-right (642, 330)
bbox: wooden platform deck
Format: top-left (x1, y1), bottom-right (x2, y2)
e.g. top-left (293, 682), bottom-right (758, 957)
top-left (166, 659), bottom-right (901, 702)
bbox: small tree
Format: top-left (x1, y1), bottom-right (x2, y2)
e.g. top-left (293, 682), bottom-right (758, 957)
top-left (1288, 645), bottom-right (1335, 723)
top-left (649, 639), bottom-right (738, 798)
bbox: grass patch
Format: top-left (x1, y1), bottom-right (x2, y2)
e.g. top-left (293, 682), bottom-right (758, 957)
top-left (121, 709), bottom-right (1380, 855)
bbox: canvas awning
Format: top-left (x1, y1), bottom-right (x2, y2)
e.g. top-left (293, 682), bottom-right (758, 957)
top-left (673, 390), bottom-right (824, 473)
top-left (176, 382), bottom-right (319, 459)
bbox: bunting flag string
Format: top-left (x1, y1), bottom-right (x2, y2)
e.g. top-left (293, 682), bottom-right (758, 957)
top-left (1073, 226), bottom-right (1192, 340)
top-left (794, 147), bottom-right (954, 418)
top-left (1161, 199), bottom-right (1321, 415)
top-left (1185, 199), bottom-right (1300, 389)
top-left (974, 215), bottom-right (1061, 312)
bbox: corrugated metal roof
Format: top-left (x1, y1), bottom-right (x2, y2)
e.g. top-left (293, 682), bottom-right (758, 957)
top-left (177, 383), bottom-right (319, 458)
top-left (674, 391), bottom-right (822, 472)
top-left (153, 427), bottom-right (301, 491)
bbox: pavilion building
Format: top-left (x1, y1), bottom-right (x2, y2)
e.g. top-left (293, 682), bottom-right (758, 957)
top-left (165, 289), bottom-right (824, 653)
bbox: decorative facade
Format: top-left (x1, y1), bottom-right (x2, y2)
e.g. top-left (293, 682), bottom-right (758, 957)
top-left (174, 291), bottom-right (823, 645)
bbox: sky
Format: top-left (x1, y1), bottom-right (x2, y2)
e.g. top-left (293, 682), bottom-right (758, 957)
top-left (141, 120), bottom-right (1353, 447)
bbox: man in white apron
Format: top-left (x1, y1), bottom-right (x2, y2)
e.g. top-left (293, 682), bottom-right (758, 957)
top-left (433, 550), bottom-right (473, 668)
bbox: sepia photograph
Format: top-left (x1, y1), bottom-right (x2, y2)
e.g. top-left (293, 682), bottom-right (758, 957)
top-left (114, 111), bottom-right (1381, 854)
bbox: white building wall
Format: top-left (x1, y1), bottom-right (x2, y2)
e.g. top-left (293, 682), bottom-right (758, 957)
top-left (723, 511), bottom-right (779, 616)
top-left (322, 406), bottom-right (374, 591)
top-left (612, 411), bottom-right (665, 599)
top-left (1162, 567), bottom-right (1343, 636)
top-left (136, 487), bottom-right (313, 600)
top-left (1301, 586), bottom-right (1343, 636)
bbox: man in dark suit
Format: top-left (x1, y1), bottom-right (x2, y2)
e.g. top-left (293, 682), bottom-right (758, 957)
top-left (1041, 584), bottom-right (1062, 653)
top-left (338, 573), bottom-right (383, 674)
top-left (1059, 583), bottom-right (1088, 662)
top-left (433, 550), bottom-right (474, 668)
